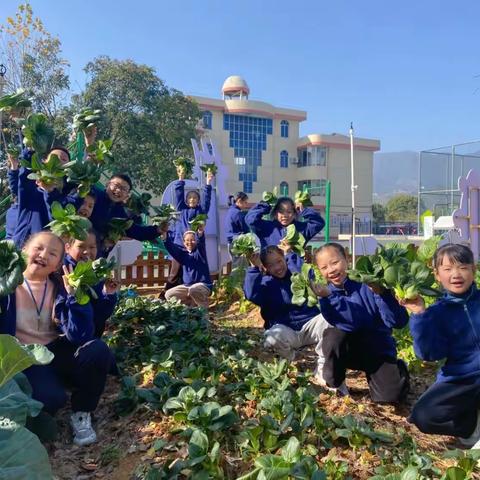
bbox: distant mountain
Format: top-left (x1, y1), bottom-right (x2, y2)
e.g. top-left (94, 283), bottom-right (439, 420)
top-left (373, 151), bottom-right (418, 203)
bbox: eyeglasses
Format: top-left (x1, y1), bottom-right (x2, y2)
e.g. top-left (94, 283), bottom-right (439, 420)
top-left (108, 182), bottom-right (130, 193)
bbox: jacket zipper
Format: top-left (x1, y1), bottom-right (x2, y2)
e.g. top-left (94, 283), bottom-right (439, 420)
top-left (463, 304), bottom-right (480, 352)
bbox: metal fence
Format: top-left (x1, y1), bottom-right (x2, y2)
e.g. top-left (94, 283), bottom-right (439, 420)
top-left (419, 141), bottom-right (480, 224)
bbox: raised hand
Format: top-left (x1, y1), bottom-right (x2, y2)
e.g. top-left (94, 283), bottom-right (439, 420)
top-left (103, 278), bottom-right (120, 295)
top-left (62, 265), bottom-right (75, 296)
top-left (310, 280), bottom-right (330, 298)
top-left (398, 295), bottom-right (426, 315)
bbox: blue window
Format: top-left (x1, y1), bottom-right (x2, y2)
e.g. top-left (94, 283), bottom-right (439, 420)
top-left (280, 181), bottom-right (289, 196)
top-left (202, 111), bottom-right (212, 129)
top-left (280, 150), bottom-right (289, 168)
top-left (280, 120), bottom-right (289, 138)
top-left (224, 113), bottom-right (273, 194)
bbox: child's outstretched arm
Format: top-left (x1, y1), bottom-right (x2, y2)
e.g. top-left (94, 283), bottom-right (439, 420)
top-left (201, 181), bottom-right (212, 214)
top-left (297, 206), bottom-right (325, 243)
top-left (174, 180), bottom-right (187, 211)
top-left (374, 289), bottom-right (409, 329)
top-left (245, 201), bottom-right (272, 235)
top-left (243, 255), bottom-right (266, 306)
top-left (162, 230), bottom-right (189, 265)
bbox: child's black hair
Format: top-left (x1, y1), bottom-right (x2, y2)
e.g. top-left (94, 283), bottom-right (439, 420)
top-left (186, 190), bottom-right (200, 202)
top-left (314, 242), bottom-right (347, 261)
top-left (234, 191), bottom-right (248, 202)
top-left (47, 146), bottom-right (71, 161)
top-left (260, 245), bottom-right (283, 266)
top-left (271, 197), bottom-right (297, 219)
top-left (110, 173), bottom-right (133, 191)
top-left (433, 243), bottom-right (475, 269)
top-left (85, 190), bottom-right (97, 200)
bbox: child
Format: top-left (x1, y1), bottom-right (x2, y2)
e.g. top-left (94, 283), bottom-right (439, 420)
top-left (403, 244), bottom-right (480, 448)
top-left (165, 167), bottom-right (214, 291)
top-left (243, 245), bottom-right (330, 382)
top-left (313, 243), bottom-right (409, 403)
top-left (161, 226), bottom-right (212, 309)
top-left (0, 232), bottom-right (112, 446)
top-left (43, 187), bottom-right (97, 220)
top-left (225, 191), bottom-right (249, 246)
top-left (245, 196), bottom-right (325, 250)
top-left (64, 231), bottom-right (119, 338)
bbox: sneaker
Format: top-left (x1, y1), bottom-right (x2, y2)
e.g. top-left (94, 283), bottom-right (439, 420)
top-left (459, 410), bottom-right (480, 448)
top-left (313, 374), bottom-right (349, 396)
top-left (70, 412), bottom-right (97, 446)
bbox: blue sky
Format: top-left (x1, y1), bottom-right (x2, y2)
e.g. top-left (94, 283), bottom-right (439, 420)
top-left (1, 0), bottom-right (479, 152)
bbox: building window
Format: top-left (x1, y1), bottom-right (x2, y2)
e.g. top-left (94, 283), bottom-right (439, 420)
top-left (223, 113), bottom-right (273, 194)
top-left (280, 181), bottom-right (289, 196)
top-left (297, 146), bottom-right (327, 167)
top-left (280, 150), bottom-right (289, 168)
top-left (280, 120), bottom-right (289, 138)
top-left (206, 143), bottom-right (213, 155)
top-left (202, 111), bottom-right (212, 129)
top-left (297, 179), bottom-right (327, 196)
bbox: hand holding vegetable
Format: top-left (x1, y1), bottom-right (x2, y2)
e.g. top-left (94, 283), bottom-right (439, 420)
top-left (248, 252), bottom-right (262, 268)
top-left (173, 157), bottom-right (194, 179)
top-left (0, 240), bottom-right (27, 301)
top-left (188, 214), bottom-right (208, 232)
top-left (103, 278), bottom-right (120, 296)
top-left (206, 170), bottom-right (214, 185)
top-left (230, 233), bottom-right (259, 257)
top-left (7, 153), bottom-right (19, 170)
top-left (398, 295), bottom-right (426, 315)
top-left (309, 280), bottom-right (330, 298)
top-left (62, 265), bottom-right (76, 296)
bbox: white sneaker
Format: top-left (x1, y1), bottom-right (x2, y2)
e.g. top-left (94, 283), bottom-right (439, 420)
top-left (459, 410), bottom-right (480, 448)
top-left (70, 412), bottom-right (97, 446)
top-left (313, 374), bottom-right (349, 396)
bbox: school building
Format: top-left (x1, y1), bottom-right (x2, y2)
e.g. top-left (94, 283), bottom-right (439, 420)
top-left (190, 75), bottom-right (380, 236)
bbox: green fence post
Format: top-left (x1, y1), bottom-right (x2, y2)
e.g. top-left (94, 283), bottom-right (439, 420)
top-left (324, 180), bottom-right (331, 243)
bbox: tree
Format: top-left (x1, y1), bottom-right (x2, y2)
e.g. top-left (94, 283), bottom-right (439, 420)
top-left (372, 203), bottom-right (386, 224)
top-left (0, 2), bottom-right (70, 121)
top-left (385, 194), bottom-right (418, 222)
top-left (69, 56), bottom-right (201, 195)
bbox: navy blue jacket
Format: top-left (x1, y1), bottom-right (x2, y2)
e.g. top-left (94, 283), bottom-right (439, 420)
top-left (243, 253), bottom-right (319, 330)
top-left (7, 168), bottom-right (19, 198)
top-left (0, 277), bottom-right (96, 346)
top-left (174, 181), bottom-right (212, 245)
top-left (89, 186), bottom-right (159, 244)
top-left (410, 285), bottom-right (480, 383)
top-left (225, 205), bottom-right (249, 244)
top-left (6, 169), bottom-right (19, 240)
top-left (245, 201), bottom-right (325, 249)
top-left (163, 231), bottom-right (212, 290)
top-left (64, 255), bottom-right (118, 338)
top-left (319, 278), bottom-right (408, 359)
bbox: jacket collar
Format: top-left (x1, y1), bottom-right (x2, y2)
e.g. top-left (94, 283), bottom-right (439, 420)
top-left (442, 283), bottom-right (477, 305)
top-left (328, 277), bottom-right (355, 294)
top-left (64, 254), bottom-right (77, 268)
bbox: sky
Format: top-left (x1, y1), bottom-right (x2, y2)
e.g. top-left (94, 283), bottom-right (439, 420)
top-left (1, 0), bottom-right (479, 153)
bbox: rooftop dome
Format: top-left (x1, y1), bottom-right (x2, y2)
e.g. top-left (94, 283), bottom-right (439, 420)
top-left (222, 75), bottom-right (250, 99)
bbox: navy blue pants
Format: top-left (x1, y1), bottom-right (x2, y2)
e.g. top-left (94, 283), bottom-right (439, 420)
top-left (409, 376), bottom-right (480, 438)
top-left (24, 336), bottom-right (112, 414)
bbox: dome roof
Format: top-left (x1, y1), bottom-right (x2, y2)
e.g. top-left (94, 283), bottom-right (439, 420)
top-left (222, 75), bottom-right (250, 95)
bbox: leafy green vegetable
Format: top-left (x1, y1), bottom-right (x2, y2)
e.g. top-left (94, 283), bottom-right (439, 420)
top-left (0, 241), bottom-right (26, 300)
top-left (127, 192), bottom-right (152, 216)
top-left (151, 204), bottom-right (177, 227)
top-left (6, 143), bottom-right (21, 160)
top-left (200, 163), bottom-right (218, 175)
top-left (86, 138), bottom-right (114, 164)
top-left (291, 262), bottom-right (324, 307)
top-left (416, 235), bottom-right (442, 266)
top-left (281, 224), bottom-right (306, 257)
top-left (73, 107), bottom-right (102, 133)
top-left (0, 89), bottom-right (31, 114)
top-left (294, 185), bottom-right (313, 207)
top-left (46, 202), bottom-right (92, 241)
top-left (262, 186), bottom-right (278, 206)
top-left (231, 233), bottom-right (259, 257)
top-left (188, 214), bottom-right (208, 232)
top-left (65, 257), bottom-right (116, 305)
top-left (21, 113), bottom-right (55, 157)
top-left (106, 218), bottom-right (134, 244)
top-left (22, 153), bottom-right (68, 189)
top-left (64, 159), bottom-right (102, 197)
top-left (173, 156), bottom-right (194, 178)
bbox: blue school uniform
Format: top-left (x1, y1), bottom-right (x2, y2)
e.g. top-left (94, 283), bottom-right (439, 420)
top-left (243, 253), bottom-right (319, 330)
top-left (173, 180), bottom-right (212, 245)
top-left (64, 255), bottom-right (118, 338)
top-left (163, 231), bottom-right (212, 290)
top-left (244, 201), bottom-right (325, 249)
top-left (225, 204), bottom-right (249, 244)
top-left (318, 279), bottom-right (408, 359)
top-left (410, 284), bottom-right (480, 383)
top-left (0, 279), bottom-right (111, 414)
top-left (89, 186), bottom-right (159, 243)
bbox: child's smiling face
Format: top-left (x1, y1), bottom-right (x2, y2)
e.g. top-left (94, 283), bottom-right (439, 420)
top-left (315, 247), bottom-right (348, 287)
top-left (435, 255), bottom-right (475, 295)
top-left (78, 195), bottom-right (95, 218)
top-left (183, 232), bottom-right (197, 252)
top-left (264, 251), bottom-right (288, 279)
top-left (186, 191), bottom-right (200, 208)
top-left (24, 233), bottom-right (64, 278)
top-left (66, 233), bottom-right (98, 262)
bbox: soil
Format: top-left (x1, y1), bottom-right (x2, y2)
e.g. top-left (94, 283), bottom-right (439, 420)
top-left (48, 301), bottom-right (460, 480)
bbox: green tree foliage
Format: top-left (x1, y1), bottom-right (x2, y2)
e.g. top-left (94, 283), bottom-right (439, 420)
top-left (372, 203), bottom-right (386, 224)
top-left (0, 3), bottom-right (70, 121)
top-left (70, 56), bottom-right (201, 194)
top-left (385, 194), bottom-right (418, 222)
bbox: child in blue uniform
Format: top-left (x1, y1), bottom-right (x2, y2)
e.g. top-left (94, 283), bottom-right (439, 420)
top-left (161, 225), bottom-right (212, 309)
top-left (402, 244), bottom-right (480, 447)
top-left (245, 196), bottom-right (324, 250)
top-left (0, 232), bottom-right (111, 446)
top-left (313, 243), bottom-right (409, 402)
top-left (225, 192), bottom-right (249, 246)
top-left (243, 245), bottom-right (330, 382)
